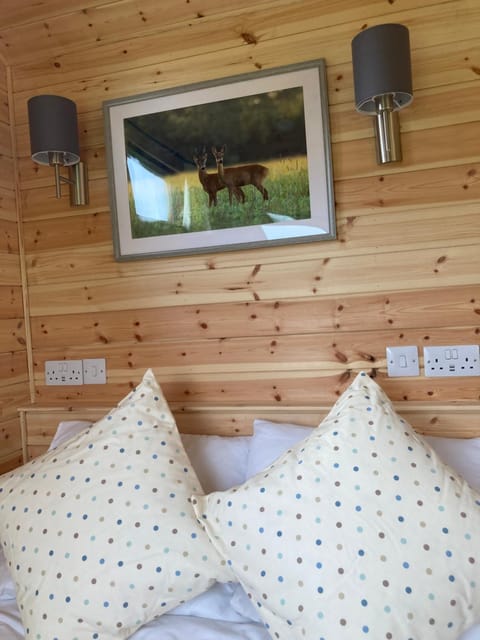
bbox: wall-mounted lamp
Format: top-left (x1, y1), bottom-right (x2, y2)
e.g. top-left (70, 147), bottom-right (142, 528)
top-left (27, 94), bottom-right (89, 206)
top-left (351, 23), bottom-right (413, 164)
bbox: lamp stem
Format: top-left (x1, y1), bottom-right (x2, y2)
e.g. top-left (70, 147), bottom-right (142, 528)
top-left (374, 94), bottom-right (402, 164)
top-left (68, 162), bottom-right (89, 206)
top-left (53, 162), bottom-right (62, 199)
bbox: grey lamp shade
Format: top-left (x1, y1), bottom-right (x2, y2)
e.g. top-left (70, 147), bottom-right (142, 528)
top-left (27, 95), bottom-right (80, 166)
top-left (351, 24), bottom-right (413, 114)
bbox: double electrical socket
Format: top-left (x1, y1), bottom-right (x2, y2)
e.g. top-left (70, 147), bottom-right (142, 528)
top-left (423, 345), bottom-right (480, 377)
top-left (386, 344), bottom-right (480, 377)
top-left (45, 359), bottom-right (107, 385)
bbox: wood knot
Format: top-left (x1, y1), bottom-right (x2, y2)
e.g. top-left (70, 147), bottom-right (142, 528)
top-left (241, 32), bottom-right (258, 45)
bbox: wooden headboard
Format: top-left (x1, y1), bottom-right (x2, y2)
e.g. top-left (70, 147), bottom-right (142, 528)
top-left (19, 402), bottom-right (480, 463)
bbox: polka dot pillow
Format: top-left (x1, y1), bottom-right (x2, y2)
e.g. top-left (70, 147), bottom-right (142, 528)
top-left (193, 372), bottom-right (480, 640)
top-left (0, 369), bottom-right (233, 639)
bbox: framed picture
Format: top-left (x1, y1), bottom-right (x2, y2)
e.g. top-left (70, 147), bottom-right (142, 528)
top-left (103, 59), bottom-right (336, 261)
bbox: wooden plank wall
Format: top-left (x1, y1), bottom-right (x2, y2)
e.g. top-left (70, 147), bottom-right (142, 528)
top-left (3, 0), bottom-right (480, 416)
top-left (0, 60), bottom-right (29, 473)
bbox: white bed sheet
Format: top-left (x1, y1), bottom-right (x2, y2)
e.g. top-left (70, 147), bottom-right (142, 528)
top-left (0, 598), bottom-right (23, 640)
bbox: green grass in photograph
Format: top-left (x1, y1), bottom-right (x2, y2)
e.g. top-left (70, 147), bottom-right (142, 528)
top-left (130, 155), bottom-right (310, 239)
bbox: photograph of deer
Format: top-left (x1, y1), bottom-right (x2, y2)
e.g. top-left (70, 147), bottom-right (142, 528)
top-left (193, 147), bottom-right (245, 208)
top-left (211, 145), bottom-right (269, 205)
top-left (104, 60), bottom-right (335, 259)
top-left (122, 85), bottom-right (308, 238)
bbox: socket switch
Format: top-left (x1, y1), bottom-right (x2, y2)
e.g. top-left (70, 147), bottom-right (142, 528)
top-left (423, 344), bottom-right (480, 377)
top-left (83, 358), bottom-right (107, 384)
top-left (386, 345), bottom-right (420, 377)
top-left (45, 360), bottom-right (83, 385)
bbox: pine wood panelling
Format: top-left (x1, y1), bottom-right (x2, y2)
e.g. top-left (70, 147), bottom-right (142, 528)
top-left (0, 154), bottom-right (15, 190)
top-left (31, 327), bottom-right (480, 383)
top-left (8, 0), bottom-right (452, 104)
top-left (0, 318), bottom-right (26, 351)
top-left (0, 415), bottom-right (24, 458)
top-left (3, 0), bottom-right (444, 71)
top-left (28, 285), bottom-right (480, 349)
top-left (337, 121), bottom-right (480, 180)
top-left (25, 243), bottom-right (480, 317)
top-left (31, 372), bottom-right (480, 407)
top-left (0, 186), bottom-right (20, 222)
top-left (0, 379), bottom-right (31, 420)
top-left (0, 285), bottom-right (26, 319)
top-left (0, 219), bottom-right (19, 252)
top-left (1, 0), bottom-right (115, 29)
top-left (0, 61), bottom-right (29, 466)
top-left (0, 0), bottom-right (478, 440)
top-left (0, 91), bottom-right (8, 123)
top-left (333, 80), bottom-right (480, 142)
top-left (0, 252), bottom-right (24, 285)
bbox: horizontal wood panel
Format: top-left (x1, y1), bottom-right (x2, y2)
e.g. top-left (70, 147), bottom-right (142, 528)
top-left (31, 327), bottom-right (480, 376)
top-left (0, 415), bottom-right (23, 457)
top-left (21, 201), bottom-right (480, 287)
top-left (26, 243), bottom-right (480, 316)
top-left (1, 0), bottom-right (115, 29)
top-left (31, 370), bottom-right (480, 407)
top-left (11, 1), bottom-right (478, 121)
top-left (3, 0), bottom-right (311, 65)
top-left (6, 0), bottom-right (453, 87)
top-left (0, 155), bottom-right (15, 190)
top-left (28, 285), bottom-right (480, 348)
top-left (338, 120), bottom-right (480, 180)
top-left (0, 251), bottom-right (22, 286)
top-left (0, 350), bottom-right (28, 383)
top-left (0, 285), bottom-right (26, 319)
top-left (31, 368), bottom-right (480, 406)
top-left (0, 379), bottom-right (31, 420)
top-left (31, 326), bottom-right (480, 403)
top-left (0, 218), bottom-right (19, 253)
top-left (0, 317), bottom-right (27, 351)
top-left (0, 121), bottom-right (12, 156)
top-left (332, 80), bottom-right (480, 143)
top-left (0, 186), bottom-right (19, 222)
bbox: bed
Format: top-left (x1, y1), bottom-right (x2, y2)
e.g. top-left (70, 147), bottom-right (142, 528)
top-left (0, 369), bottom-right (479, 640)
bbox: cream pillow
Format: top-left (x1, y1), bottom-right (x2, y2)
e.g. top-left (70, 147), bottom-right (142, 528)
top-left (0, 369), bottom-right (233, 639)
top-left (194, 372), bottom-right (480, 639)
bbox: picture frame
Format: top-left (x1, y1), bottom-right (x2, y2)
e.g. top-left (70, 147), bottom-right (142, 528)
top-left (103, 59), bottom-right (336, 261)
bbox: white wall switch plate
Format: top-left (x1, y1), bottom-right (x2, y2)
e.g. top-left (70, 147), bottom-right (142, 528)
top-left (45, 360), bottom-right (83, 385)
top-left (423, 345), bottom-right (480, 377)
top-left (386, 345), bottom-right (420, 377)
top-left (83, 358), bottom-right (107, 384)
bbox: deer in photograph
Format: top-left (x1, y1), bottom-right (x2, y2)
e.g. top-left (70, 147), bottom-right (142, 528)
top-left (211, 145), bottom-right (269, 205)
top-left (193, 148), bottom-right (244, 207)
